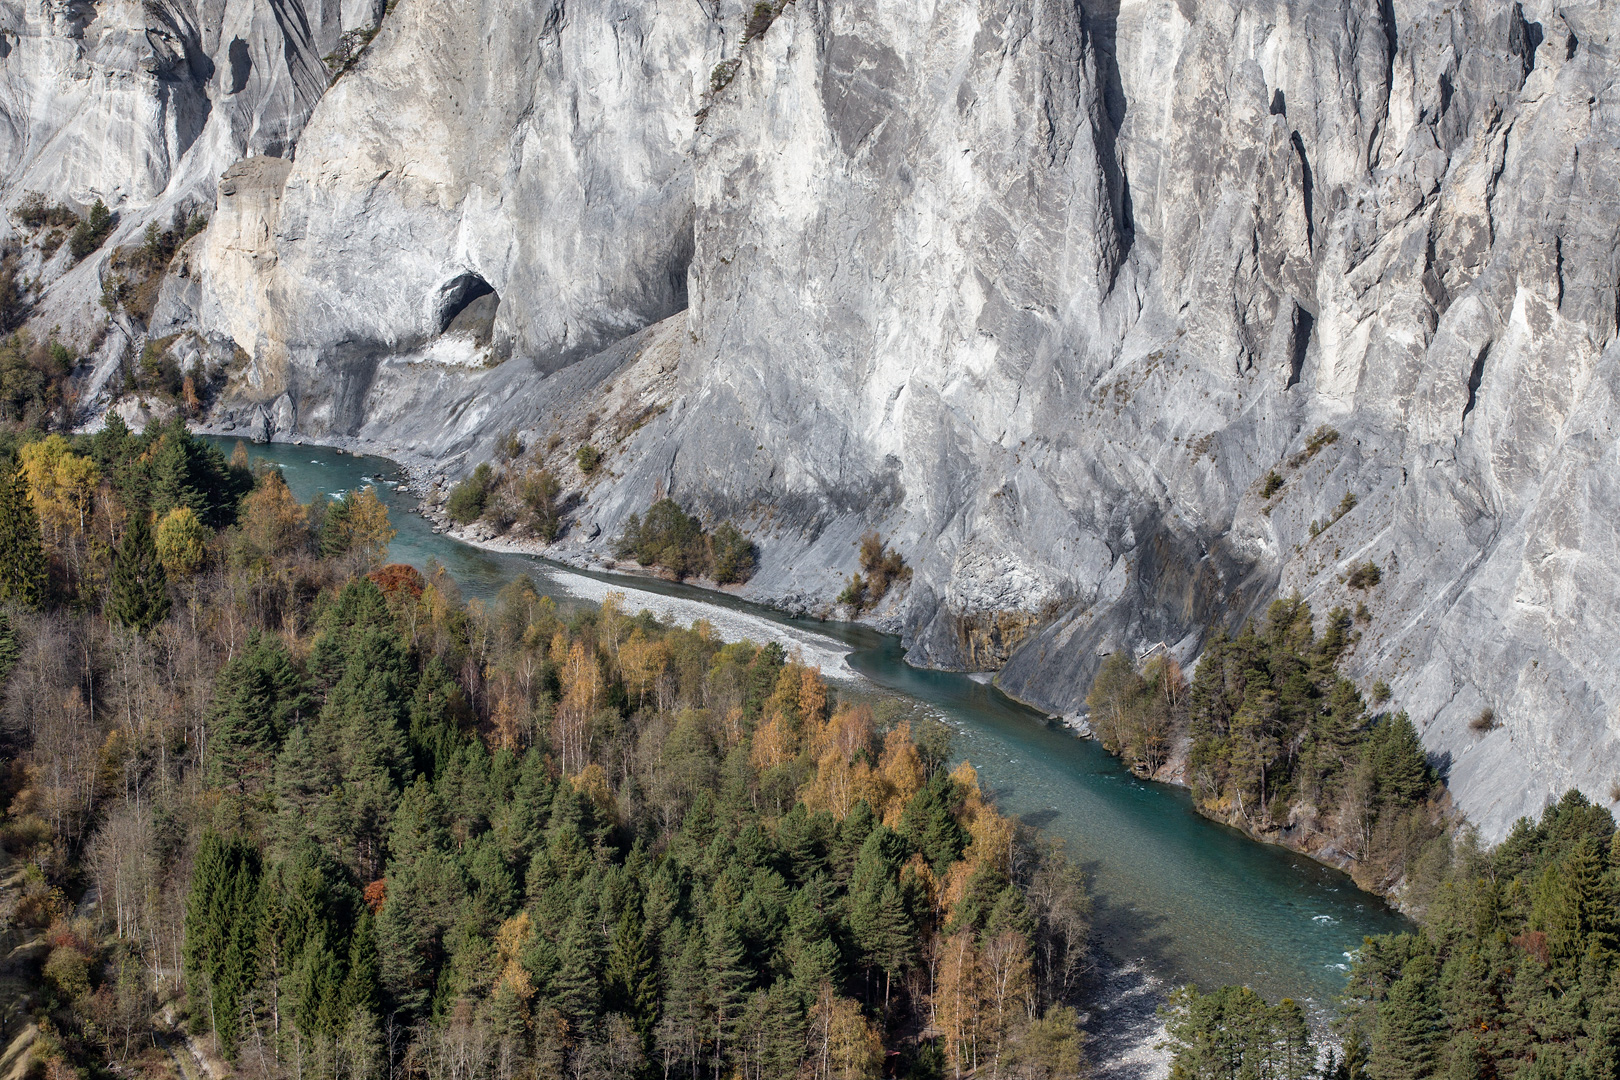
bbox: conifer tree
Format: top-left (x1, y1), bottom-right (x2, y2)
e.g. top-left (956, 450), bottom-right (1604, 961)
top-left (319, 494), bottom-right (354, 559)
top-left (660, 922), bottom-right (708, 1072)
top-left (270, 726), bottom-right (338, 857)
top-left (1445, 1037), bottom-right (1486, 1080)
top-left (341, 909), bottom-right (380, 1015)
top-left (707, 910), bottom-right (751, 1071)
top-left (184, 833), bottom-right (262, 1051)
top-left (1273, 998), bottom-right (1315, 1080)
top-left (1371, 713), bottom-right (1433, 808)
top-left (110, 510), bottom-right (170, 633)
top-left (553, 893), bottom-right (604, 1033)
top-left (605, 906), bottom-right (659, 1036)
top-left (149, 417), bottom-right (205, 519)
top-left (208, 632), bottom-right (309, 791)
top-left (0, 464), bottom-right (45, 606)
top-left (0, 612), bottom-right (20, 686)
top-left (1369, 954), bottom-right (1443, 1080)
top-left (1532, 838), bottom-right (1616, 969)
top-left (868, 881), bottom-right (915, 1010)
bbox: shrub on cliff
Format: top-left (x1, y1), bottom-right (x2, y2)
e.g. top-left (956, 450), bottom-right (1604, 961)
top-left (709, 520), bottom-right (756, 584)
top-left (1346, 561), bottom-right (1382, 590)
top-left (743, 0), bottom-right (779, 41)
top-left (518, 467), bottom-right (562, 541)
top-left (14, 194), bottom-right (77, 232)
top-left (616, 498), bottom-right (706, 578)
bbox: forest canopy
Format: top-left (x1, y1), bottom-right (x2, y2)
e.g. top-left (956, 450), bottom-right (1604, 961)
top-left (0, 428), bottom-right (1088, 1080)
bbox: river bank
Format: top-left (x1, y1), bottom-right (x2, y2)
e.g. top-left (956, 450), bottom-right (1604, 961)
top-left (429, 504), bottom-right (1422, 914)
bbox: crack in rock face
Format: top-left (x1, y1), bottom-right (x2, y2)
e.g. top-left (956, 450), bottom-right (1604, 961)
top-left (6, 0), bottom-right (1620, 840)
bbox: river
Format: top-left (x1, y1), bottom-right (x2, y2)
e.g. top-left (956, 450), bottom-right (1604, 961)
top-left (208, 436), bottom-right (1409, 1014)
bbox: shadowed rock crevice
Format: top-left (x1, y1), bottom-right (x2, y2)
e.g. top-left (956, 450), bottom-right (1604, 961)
top-left (1463, 344), bottom-right (1489, 423)
top-left (1287, 304), bottom-right (1313, 389)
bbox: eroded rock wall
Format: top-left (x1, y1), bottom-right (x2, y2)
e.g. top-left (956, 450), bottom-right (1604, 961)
top-left (203, 0), bottom-right (747, 432)
top-left (644, 0), bottom-right (1620, 839)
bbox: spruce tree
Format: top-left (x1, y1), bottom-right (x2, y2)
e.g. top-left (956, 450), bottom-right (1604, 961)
top-left (270, 726), bottom-right (337, 857)
top-left (706, 910), bottom-right (751, 1074)
top-left (319, 494), bottom-right (354, 559)
top-left (1532, 838), bottom-right (1617, 969)
top-left (605, 906), bottom-right (659, 1036)
top-left (1370, 954), bottom-right (1443, 1080)
top-left (149, 417), bottom-right (204, 519)
top-left (868, 881), bottom-right (915, 1010)
top-left (184, 833), bottom-right (262, 1051)
top-left (110, 510), bottom-right (170, 633)
top-left (553, 893), bottom-right (603, 1033)
top-left (660, 922), bottom-right (708, 1072)
top-left (0, 464), bottom-right (44, 606)
top-left (0, 612), bottom-right (20, 686)
top-left (341, 909), bottom-right (380, 1014)
top-left (208, 633), bottom-right (309, 791)
top-left (1445, 1037), bottom-right (1486, 1080)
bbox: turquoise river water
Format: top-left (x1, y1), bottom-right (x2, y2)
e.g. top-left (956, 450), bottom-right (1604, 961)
top-left (208, 437), bottom-right (1409, 1011)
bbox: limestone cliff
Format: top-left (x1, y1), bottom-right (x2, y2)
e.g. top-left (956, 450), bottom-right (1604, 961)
top-left (8, 0), bottom-right (1620, 840)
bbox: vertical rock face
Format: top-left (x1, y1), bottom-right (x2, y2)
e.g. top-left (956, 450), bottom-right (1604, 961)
top-left (205, 0), bottom-right (743, 432)
top-left (0, 0), bottom-right (334, 211)
top-left (633, 0), bottom-right (1620, 840)
top-left (0, 0), bottom-right (341, 360)
top-left (7, 0), bottom-right (1620, 838)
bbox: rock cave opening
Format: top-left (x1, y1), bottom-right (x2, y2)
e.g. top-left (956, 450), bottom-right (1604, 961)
top-left (437, 273), bottom-right (499, 344)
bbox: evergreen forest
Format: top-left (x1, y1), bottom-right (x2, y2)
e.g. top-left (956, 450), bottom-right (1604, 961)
top-left (0, 424), bottom-right (1089, 1080)
top-left (1091, 605), bottom-right (1620, 1080)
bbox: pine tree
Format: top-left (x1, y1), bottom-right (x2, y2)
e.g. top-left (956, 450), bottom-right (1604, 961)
top-left (270, 726), bottom-right (337, 857)
top-left (868, 881), bottom-right (915, 1010)
top-left (0, 464), bottom-right (44, 606)
top-left (1444, 1037), bottom-right (1485, 1080)
top-left (1371, 713), bottom-right (1433, 808)
top-left (208, 633), bottom-right (309, 791)
top-left (407, 658), bottom-right (470, 781)
top-left (110, 510), bottom-right (170, 633)
top-left (319, 494), bottom-right (354, 559)
top-left (1273, 998), bottom-right (1314, 1080)
top-left (659, 921), bottom-right (708, 1074)
top-left (341, 909), bottom-right (380, 1015)
top-left (1532, 838), bottom-right (1617, 970)
top-left (553, 893), bottom-right (603, 1034)
top-left (149, 417), bottom-right (204, 520)
top-left (0, 612), bottom-right (20, 686)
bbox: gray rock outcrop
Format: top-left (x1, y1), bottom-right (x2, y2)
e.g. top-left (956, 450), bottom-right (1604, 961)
top-left (12, 0), bottom-right (1620, 840)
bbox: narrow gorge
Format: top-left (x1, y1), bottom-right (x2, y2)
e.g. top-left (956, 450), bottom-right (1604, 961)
top-left (5, 0), bottom-right (1619, 843)
top-left (3, 2), bottom-right (1620, 1077)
